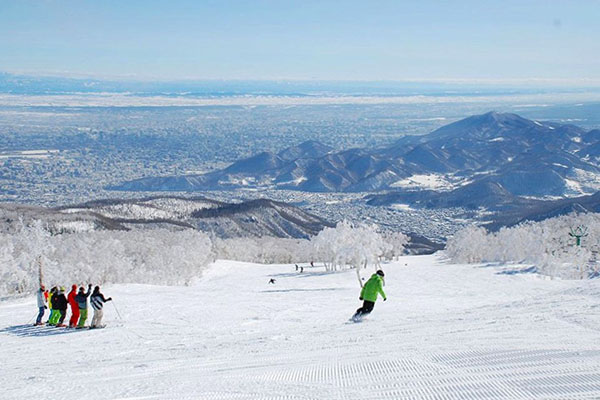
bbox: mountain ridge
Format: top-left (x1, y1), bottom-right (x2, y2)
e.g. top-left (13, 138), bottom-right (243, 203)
top-left (111, 112), bottom-right (600, 200)
top-left (0, 196), bottom-right (333, 239)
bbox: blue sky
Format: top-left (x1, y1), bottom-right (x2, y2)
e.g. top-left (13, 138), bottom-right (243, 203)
top-left (0, 0), bottom-right (598, 82)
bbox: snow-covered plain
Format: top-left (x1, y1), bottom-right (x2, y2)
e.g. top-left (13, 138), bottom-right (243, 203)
top-left (2, 254), bottom-right (600, 399)
top-left (3, 92), bottom-right (600, 107)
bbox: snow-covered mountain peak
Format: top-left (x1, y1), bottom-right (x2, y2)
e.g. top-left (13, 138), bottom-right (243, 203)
top-left (278, 140), bottom-right (333, 161)
top-left (429, 111), bottom-right (540, 140)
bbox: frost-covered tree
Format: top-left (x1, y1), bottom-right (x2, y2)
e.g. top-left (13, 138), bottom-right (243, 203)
top-left (445, 226), bottom-right (491, 263)
top-left (311, 220), bottom-right (404, 286)
top-left (213, 237), bottom-right (312, 264)
top-left (0, 223), bottom-right (214, 296)
top-left (0, 212), bottom-right (410, 296)
top-left (446, 212), bottom-right (600, 279)
top-left (380, 231), bottom-right (410, 261)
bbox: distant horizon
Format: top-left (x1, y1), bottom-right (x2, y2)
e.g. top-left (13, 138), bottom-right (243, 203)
top-left (3, 70), bottom-right (600, 88)
top-left (2, 1), bottom-right (599, 82)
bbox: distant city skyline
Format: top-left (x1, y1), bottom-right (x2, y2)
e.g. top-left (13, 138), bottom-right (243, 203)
top-left (1, 0), bottom-right (599, 82)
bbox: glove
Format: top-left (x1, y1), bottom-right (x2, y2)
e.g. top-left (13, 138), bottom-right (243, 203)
top-left (44, 306), bottom-right (48, 309)
top-left (359, 297), bottom-right (363, 301)
top-left (383, 298), bottom-right (387, 301)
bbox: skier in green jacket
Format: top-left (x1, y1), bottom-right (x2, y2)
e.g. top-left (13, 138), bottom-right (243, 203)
top-left (352, 270), bottom-right (386, 321)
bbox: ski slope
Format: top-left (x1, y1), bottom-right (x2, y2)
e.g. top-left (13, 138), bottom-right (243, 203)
top-left (2, 254), bottom-right (600, 399)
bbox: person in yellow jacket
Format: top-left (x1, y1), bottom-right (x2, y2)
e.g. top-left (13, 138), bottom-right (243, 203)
top-left (352, 270), bottom-right (386, 321)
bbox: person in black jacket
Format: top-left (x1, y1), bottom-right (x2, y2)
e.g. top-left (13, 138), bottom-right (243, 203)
top-left (53, 287), bottom-right (69, 327)
top-left (90, 286), bottom-right (112, 329)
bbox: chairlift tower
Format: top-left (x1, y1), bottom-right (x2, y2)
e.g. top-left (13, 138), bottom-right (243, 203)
top-left (569, 225), bottom-right (590, 279)
top-left (569, 226), bottom-right (588, 246)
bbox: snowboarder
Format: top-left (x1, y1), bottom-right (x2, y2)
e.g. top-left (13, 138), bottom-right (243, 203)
top-left (67, 284), bottom-right (80, 328)
top-left (90, 286), bottom-right (112, 328)
top-left (300, 266), bottom-right (304, 273)
top-left (34, 285), bottom-right (47, 326)
top-left (53, 287), bottom-right (68, 327)
top-left (75, 284), bottom-right (92, 328)
top-left (352, 270), bottom-right (387, 322)
top-left (268, 278), bottom-right (276, 284)
top-left (46, 287), bottom-right (57, 325)
top-left (295, 264), bottom-right (298, 271)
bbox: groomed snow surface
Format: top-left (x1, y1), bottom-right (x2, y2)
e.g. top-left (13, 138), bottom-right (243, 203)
top-left (2, 254), bottom-right (600, 400)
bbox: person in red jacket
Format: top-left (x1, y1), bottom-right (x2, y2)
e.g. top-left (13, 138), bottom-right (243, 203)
top-left (67, 284), bottom-right (80, 328)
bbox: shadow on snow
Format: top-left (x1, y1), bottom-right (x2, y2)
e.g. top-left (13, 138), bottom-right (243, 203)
top-left (0, 324), bottom-right (89, 337)
top-left (268, 270), bottom-right (346, 279)
top-left (496, 266), bottom-right (538, 275)
top-left (261, 288), bottom-right (345, 293)
top-left (475, 262), bottom-right (538, 275)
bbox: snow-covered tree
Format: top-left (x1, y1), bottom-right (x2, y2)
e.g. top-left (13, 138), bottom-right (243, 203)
top-left (310, 221), bottom-right (405, 286)
top-left (380, 231), bottom-right (410, 261)
top-left (213, 237), bottom-right (312, 264)
top-left (0, 213), bottom-right (410, 296)
top-left (446, 212), bottom-right (600, 279)
top-left (0, 223), bottom-right (214, 296)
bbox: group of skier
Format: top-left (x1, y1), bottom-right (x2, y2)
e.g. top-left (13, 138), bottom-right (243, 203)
top-left (35, 284), bottom-right (112, 329)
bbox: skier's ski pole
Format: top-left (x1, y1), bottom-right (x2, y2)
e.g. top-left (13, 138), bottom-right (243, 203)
top-left (111, 300), bottom-right (123, 320)
top-left (28, 313), bottom-right (37, 325)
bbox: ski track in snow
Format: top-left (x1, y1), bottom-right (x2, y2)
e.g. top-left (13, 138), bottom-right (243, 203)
top-left (2, 254), bottom-right (600, 399)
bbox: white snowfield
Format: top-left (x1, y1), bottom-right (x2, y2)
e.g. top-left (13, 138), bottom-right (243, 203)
top-left (2, 254), bottom-right (600, 400)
